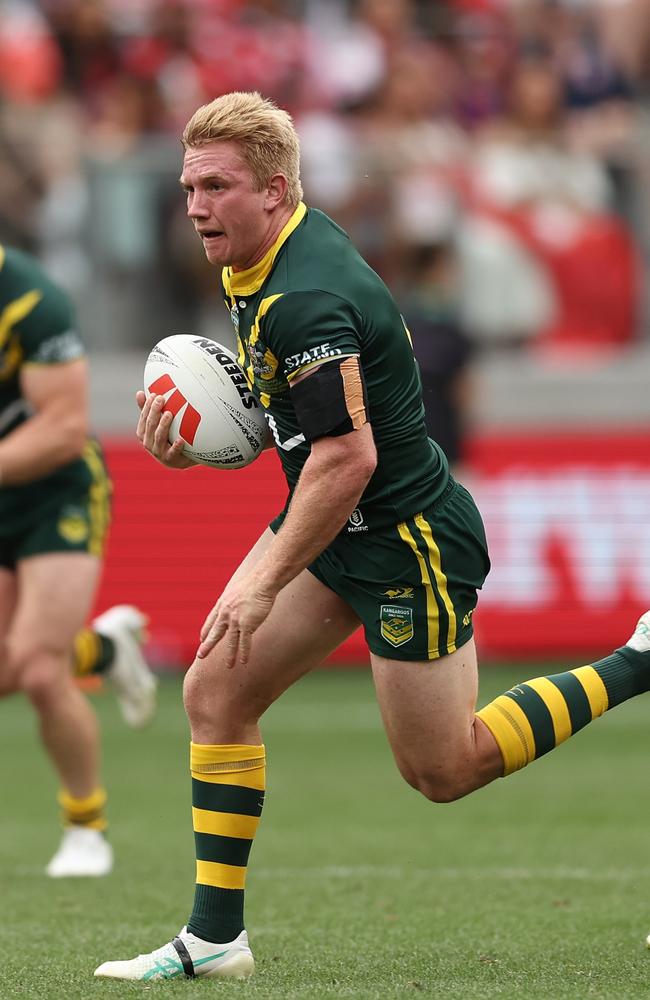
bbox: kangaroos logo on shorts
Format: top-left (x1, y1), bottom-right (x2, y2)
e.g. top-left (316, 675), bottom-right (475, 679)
top-left (380, 605), bottom-right (413, 647)
top-left (58, 508), bottom-right (89, 544)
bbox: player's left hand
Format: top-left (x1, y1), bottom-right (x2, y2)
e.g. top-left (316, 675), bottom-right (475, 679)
top-left (197, 574), bottom-right (276, 667)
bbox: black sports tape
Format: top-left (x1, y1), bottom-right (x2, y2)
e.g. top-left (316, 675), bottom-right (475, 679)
top-left (290, 357), bottom-right (368, 442)
top-left (171, 936), bottom-right (196, 978)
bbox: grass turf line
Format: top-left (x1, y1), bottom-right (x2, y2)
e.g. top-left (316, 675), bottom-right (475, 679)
top-left (0, 666), bottom-right (648, 998)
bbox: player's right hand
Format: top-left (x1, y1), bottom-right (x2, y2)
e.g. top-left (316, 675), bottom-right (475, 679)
top-left (136, 391), bottom-right (198, 470)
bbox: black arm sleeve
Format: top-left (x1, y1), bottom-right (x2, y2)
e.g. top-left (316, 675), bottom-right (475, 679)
top-left (289, 356), bottom-right (369, 442)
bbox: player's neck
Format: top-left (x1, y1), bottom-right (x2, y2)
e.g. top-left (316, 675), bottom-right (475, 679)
top-left (232, 205), bottom-right (296, 272)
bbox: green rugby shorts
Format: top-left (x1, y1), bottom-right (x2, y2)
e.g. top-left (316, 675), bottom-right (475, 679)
top-left (271, 478), bottom-right (491, 661)
top-left (0, 442), bottom-right (112, 570)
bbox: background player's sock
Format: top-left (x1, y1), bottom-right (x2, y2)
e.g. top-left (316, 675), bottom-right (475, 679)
top-left (58, 786), bottom-right (108, 830)
top-left (72, 628), bottom-right (115, 676)
top-left (187, 743), bottom-right (265, 943)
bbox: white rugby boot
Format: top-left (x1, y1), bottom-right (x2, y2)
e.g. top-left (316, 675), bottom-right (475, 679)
top-left (92, 605), bottom-right (157, 728)
top-left (94, 926), bottom-right (254, 981)
top-left (46, 827), bottom-right (113, 878)
top-left (625, 610), bottom-right (650, 653)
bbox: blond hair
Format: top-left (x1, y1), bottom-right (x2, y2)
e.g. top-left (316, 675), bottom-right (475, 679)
top-left (182, 92), bottom-right (303, 207)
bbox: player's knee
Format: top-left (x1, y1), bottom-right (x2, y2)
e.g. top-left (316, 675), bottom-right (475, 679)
top-left (401, 762), bottom-right (477, 804)
top-left (183, 659), bottom-right (264, 736)
top-left (17, 649), bottom-right (66, 708)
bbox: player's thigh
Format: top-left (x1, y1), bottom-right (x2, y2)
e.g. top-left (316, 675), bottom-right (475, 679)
top-left (11, 552), bottom-right (103, 656)
top-left (186, 531), bottom-right (361, 723)
top-left (0, 566), bottom-right (17, 636)
top-left (370, 639), bottom-right (480, 779)
top-left (0, 566), bottom-right (17, 691)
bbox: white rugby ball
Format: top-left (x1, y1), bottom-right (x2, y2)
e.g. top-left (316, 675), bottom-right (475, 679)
top-left (143, 334), bottom-right (267, 469)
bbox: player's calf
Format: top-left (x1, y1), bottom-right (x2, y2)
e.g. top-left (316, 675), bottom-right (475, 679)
top-left (478, 611), bottom-right (650, 776)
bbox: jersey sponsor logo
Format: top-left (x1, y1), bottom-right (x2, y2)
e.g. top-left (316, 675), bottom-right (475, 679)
top-left (192, 338), bottom-right (259, 410)
top-left (266, 413), bottom-right (305, 452)
top-left (382, 587), bottom-right (414, 599)
top-left (147, 373), bottom-right (201, 444)
top-left (380, 605), bottom-right (414, 647)
top-left (284, 343), bottom-right (342, 373)
top-left (230, 303), bottom-right (239, 333)
top-left (347, 508), bottom-right (368, 533)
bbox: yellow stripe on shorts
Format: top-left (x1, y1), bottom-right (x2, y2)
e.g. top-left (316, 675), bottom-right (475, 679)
top-left (397, 520), bottom-right (439, 658)
top-left (414, 513), bottom-right (457, 653)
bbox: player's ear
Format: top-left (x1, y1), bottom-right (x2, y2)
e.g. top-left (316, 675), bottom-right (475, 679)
top-left (265, 173), bottom-right (288, 210)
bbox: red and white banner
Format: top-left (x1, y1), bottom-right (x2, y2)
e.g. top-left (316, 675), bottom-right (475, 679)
top-left (466, 431), bottom-right (650, 658)
top-left (95, 431), bottom-right (650, 667)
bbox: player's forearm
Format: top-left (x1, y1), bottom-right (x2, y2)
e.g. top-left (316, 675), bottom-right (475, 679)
top-left (254, 450), bottom-right (374, 595)
top-left (0, 413), bottom-right (87, 486)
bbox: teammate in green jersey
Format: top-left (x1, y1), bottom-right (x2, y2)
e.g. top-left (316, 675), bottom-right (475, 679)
top-left (95, 92), bottom-right (650, 982)
top-left (0, 244), bottom-right (157, 878)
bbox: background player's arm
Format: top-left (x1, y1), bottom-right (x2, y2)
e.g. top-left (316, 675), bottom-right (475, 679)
top-left (0, 360), bottom-right (89, 485)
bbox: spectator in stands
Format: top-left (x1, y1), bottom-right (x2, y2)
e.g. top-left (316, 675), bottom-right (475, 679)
top-left (459, 51), bottom-right (640, 353)
top-left (398, 242), bottom-right (473, 473)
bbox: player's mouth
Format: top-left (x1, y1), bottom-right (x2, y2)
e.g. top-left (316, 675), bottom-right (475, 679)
top-left (200, 231), bottom-right (225, 242)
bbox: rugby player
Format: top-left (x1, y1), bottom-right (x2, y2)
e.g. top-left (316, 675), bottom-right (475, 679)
top-left (95, 92), bottom-right (650, 981)
top-left (0, 244), bottom-right (157, 878)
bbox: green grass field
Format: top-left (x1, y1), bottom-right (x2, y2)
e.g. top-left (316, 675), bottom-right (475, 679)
top-left (1, 666), bottom-right (648, 999)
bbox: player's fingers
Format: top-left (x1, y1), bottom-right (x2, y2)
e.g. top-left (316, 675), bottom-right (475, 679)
top-left (153, 409), bottom-right (173, 453)
top-left (144, 396), bottom-right (167, 450)
top-left (135, 390), bottom-right (146, 411)
top-left (223, 626), bottom-right (240, 670)
top-left (238, 629), bottom-right (252, 668)
top-left (136, 392), bottom-right (155, 440)
top-left (167, 437), bottom-right (190, 466)
top-left (142, 395), bottom-right (164, 449)
top-left (197, 617), bottom-right (228, 658)
top-left (200, 603), bottom-right (220, 641)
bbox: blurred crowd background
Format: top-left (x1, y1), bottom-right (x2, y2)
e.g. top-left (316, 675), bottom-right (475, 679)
top-left (1, 0), bottom-right (649, 459)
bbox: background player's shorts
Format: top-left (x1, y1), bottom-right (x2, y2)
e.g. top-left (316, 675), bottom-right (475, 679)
top-left (272, 478), bottom-right (490, 661)
top-left (0, 441), bottom-right (112, 570)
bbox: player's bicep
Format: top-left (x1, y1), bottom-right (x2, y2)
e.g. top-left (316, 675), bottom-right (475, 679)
top-left (289, 355), bottom-right (369, 442)
top-left (20, 358), bottom-right (89, 422)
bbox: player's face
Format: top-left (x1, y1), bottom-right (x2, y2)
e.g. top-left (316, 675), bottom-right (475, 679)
top-left (181, 141), bottom-right (278, 269)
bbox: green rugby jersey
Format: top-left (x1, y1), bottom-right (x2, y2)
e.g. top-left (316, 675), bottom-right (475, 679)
top-left (221, 203), bottom-right (449, 528)
top-left (0, 244), bottom-right (94, 530)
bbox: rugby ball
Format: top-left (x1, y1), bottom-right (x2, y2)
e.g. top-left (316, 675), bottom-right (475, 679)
top-left (143, 335), bottom-right (267, 469)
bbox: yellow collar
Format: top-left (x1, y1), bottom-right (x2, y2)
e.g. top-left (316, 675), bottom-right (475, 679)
top-left (223, 202), bottom-right (306, 298)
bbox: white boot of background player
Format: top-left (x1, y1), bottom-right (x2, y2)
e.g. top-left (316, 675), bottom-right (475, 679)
top-left (92, 605), bottom-right (158, 728)
top-left (46, 827), bottom-right (113, 878)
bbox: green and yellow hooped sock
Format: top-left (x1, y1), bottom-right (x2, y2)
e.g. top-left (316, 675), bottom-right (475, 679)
top-left (72, 628), bottom-right (115, 677)
top-left (478, 646), bottom-right (650, 775)
top-left (58, 786), bottom-right (108, 831)
top-left (187, 743), bottom-right (265, 943)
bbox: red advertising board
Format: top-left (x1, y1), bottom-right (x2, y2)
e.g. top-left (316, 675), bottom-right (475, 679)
top-left (95, 431), bottom-right (650, 668)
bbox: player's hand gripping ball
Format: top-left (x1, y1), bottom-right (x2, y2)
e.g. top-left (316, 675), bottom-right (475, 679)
top-left (143, 335), bottom-right (267, 469)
